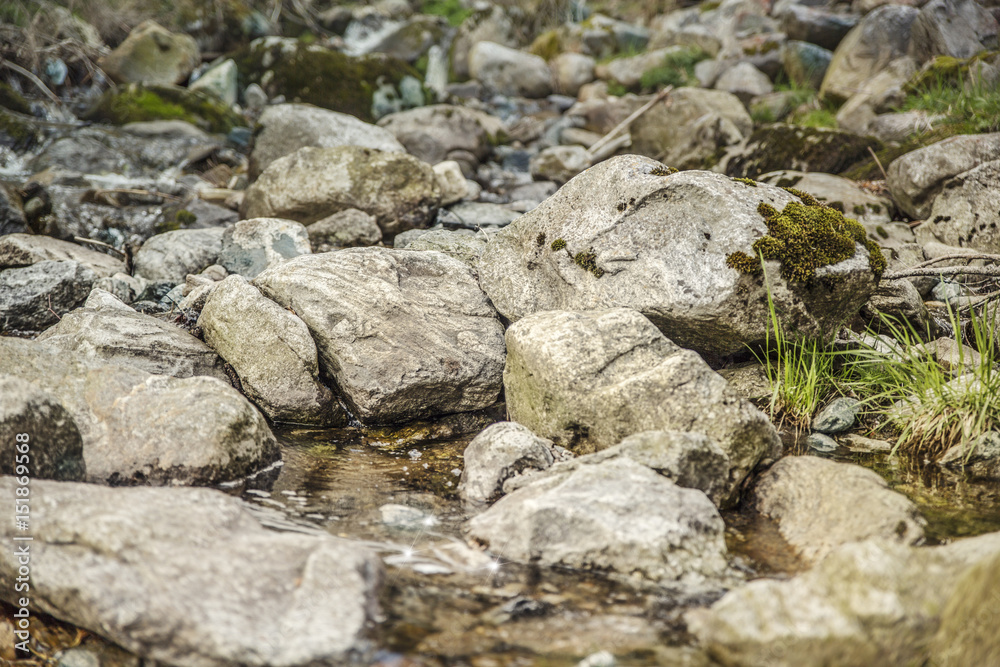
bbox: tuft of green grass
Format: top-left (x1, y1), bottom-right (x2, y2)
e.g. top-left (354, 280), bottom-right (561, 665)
top-left (638, 47), bottom-right (708, 92)
top-left (896, 55), bottom-right (1000, 135)
top-left (420, 0), bottom-right (473, 27)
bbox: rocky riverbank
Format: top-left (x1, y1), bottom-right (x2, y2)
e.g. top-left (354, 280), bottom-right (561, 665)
top-left (2, 0), bottom-right (1000, 665)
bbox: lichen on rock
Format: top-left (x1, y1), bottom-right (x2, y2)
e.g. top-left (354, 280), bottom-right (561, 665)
top-left (726, 196), bottom-right (887, 284)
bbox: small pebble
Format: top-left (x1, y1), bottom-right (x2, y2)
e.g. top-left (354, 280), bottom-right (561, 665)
top-left (805, 432), bottom-right (838, 453)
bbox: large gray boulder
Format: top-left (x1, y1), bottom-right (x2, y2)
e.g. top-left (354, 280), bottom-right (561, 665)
top-left (35, 301), bottom-right (228, 381)
top-left (686, 532), bottom-right (1000, 667)
top-left (754, 456), bottom-right (926, 566)
top-left (920, 159), bottom-right (1000, 252)
top-left (886, 133), bottom-right (1000, 220)
top-left (468, 41), bottom-right (552, 98)
top-left (820, 5), bottom-right (919, 103)
top-left (458, 421), bottom-right (556, 504)
top-left (630, 88), bottom-right (752, 168)
top-left (467, 457), bottom-right (732, 586)
top-left (199, 275), bottom-right (346, 426)
top-left (502, 308), bottom-right (778, 507)
top-left (0, 260), bottom-right (96, 333)
top-left (477, 156), bottom-right (882, 358)
top-left (249, 103), bottom-right (405, 179)
top-left (377, 104), bottom-right (506, 170)
top-left (0, 337), bottom-right (277, 486)
top-left (0, 479), bottom-right (382, 666)
top-left (0, 233), bottom-right (125, 277)
top-left (133, 227), bottom-right (226, 284)
top-left (253, 248), bottom-right (505, 424)
top-left (218, 217), bottom-right (311, 279)
top-left (0, 376), bottom-right (85, 481)
top-left (909, 0), bottom-right (999, 62)
top-left (241, 146), bottom-right (441, 237)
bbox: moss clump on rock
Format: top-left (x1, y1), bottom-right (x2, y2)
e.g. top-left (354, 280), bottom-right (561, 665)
top-left (550, 238), bottom-right (567, 251)
top-left (529, 28), bottom-right (563, 61)
top-left (726, 124), bottom-right (883, 179)
top-left (732, 177), bottom-right (757, 187)
top-left (573, 249), bottom-right (605, 277)
top-left (83, 83), bottom-right (245, 134)
top-left (726, 199), bottom-right (886, 284)
top-left (233, 40), bottom-right (419, 123)
top-left (650, 165), bottom-right (679, 176)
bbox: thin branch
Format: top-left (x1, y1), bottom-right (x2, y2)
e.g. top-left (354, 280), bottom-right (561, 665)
top-left (73, 236), bottom-right (128, 257)
top-left (883, 265), bottom-right (1000, 279)
top-left (907, 253), bottom-right (1000, 270)
top-left (586, 86), bottom-right (673, 161)
top-left (867, 145), bottom-right (888, 180)
top-left (0, 56), bottom-right (61, 104)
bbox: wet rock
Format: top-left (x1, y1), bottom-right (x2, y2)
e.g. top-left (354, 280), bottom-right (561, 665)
top-left (377, 104), bottom-right (506, 169)
top-left (199, 275), bottom-right (345, 426)
top-left (307, 208), bottom-right (382, 251)
top-left (781, 5), bottom-right (858, 51)
top-left (805, 432), bottom-right (839, 452)
top-left (920, 159), bottom-right (1000, 253)
top-left (469, 41), bottom-right (552, 98)
top-left (714, 62), bottom-right (773, 105)
top-left (508, 429), bottom-right (732, 508)
top-left (842, 433), bottom-right (894, 452)
top-left (218, 218), bottom-right (311, 279)
top-left (380, 503), bottom-right (438, 529)
top-left (529, 145), bottom-right (590, 185)
top-left (467, 458), bottom-right (732, 586)
top-left (0, 479), bottom-right (381, 666)
top-left (812, 397), bottom-right (860, 434)
top-left (0, 376), bottom-right (85, 481)
top-left (939, 430), bottom-right (1000, 477)
top-left (234, 37), bottom-right (419, 123)
top-left (99, 20), bottom-right (199, 85)
top-left (241, 146), bottom-right (440, 237)
top-left (0, 233), bottom-right (125, 278)
top-left (754, 456), bottom-right (926, 565)
top-left (0, 337), bottom-right (277, 485)
top-left (909, 0), bottom-right (998, 62)
top-left (459, 421), bottom-right (556, 503)
top-left (401, 228), bottom-right (490, 269)
top-left (0, 260), bottom-right (96, 333)
top-left (820, 5), bottom-right (919, 103)
top-left (133, 227), bottom-right (225, 284)
top-left (781, 40), bottom-right (833, 90)
top-left (248, 103), bottom-right (404, 180)
top-left (886, 132), bottom-right (1000, 220)
top-left (0, 184), bottom-right (26, 235)
top-left (189, 58), bottom-right (239, 105)
top-left (502, 308), bottom-right (778, 507)
top-left (725, 124), bottom-right (881, 178)
top-left (687, 532), bottom-right (1000, 666)
top-left (254, 248), bottom-right (505, 424)
top-left (478, 157), bottom-right (880, 359)
top-left (630, 88), bottom-right (752, 167)
top-left (551, 52), bottom-right (596, 97)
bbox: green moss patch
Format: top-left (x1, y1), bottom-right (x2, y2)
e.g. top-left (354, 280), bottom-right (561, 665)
top-left (726, 124), bottom-right (883, 179)
top-left (234, 40), bottom-right (419, 123)
top-left (83, 83), bottom-right (245, 134)
top-left (573, 249), bottom-right (605, 277)
top-left (726, 198), bottom-right (886, 283)
top-left (639, 47), bottom-right (708, 92)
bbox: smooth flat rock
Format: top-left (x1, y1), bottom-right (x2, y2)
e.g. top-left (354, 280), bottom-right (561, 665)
top-left (0, 233), bottom-right (125, 277)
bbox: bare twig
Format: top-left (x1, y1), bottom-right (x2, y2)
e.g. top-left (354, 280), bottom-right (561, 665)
top-left (586, 86), bottom-right (673, 162)
top-left (867, 145), bottom-right (888, 180)
top-left (0, 57), bottom-right (61, 104)
top-left (73, 236), bottom-right (128, 257)
top-left (883, 265), bottom-right (1000, 279)
top-left (46, 294), bottom-right (61, 321)
top-left (905, 253), bottom-right (1000, 271)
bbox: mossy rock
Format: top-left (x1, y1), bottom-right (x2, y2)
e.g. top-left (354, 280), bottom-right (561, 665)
top-left (82, 83), bottom-right (245, 134)
top-left (0, 82), bottom-right (31, 115)
top-left (725, 124), bottom-right (883, 179)
top-left (726, 196), bottom-right (887, 284)
top-left (0, 110), bottom-right (40, 151)
top-left (233, 38), bottom-right (419, 123)
top-left (529, 29), bottom-right (564, 61)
